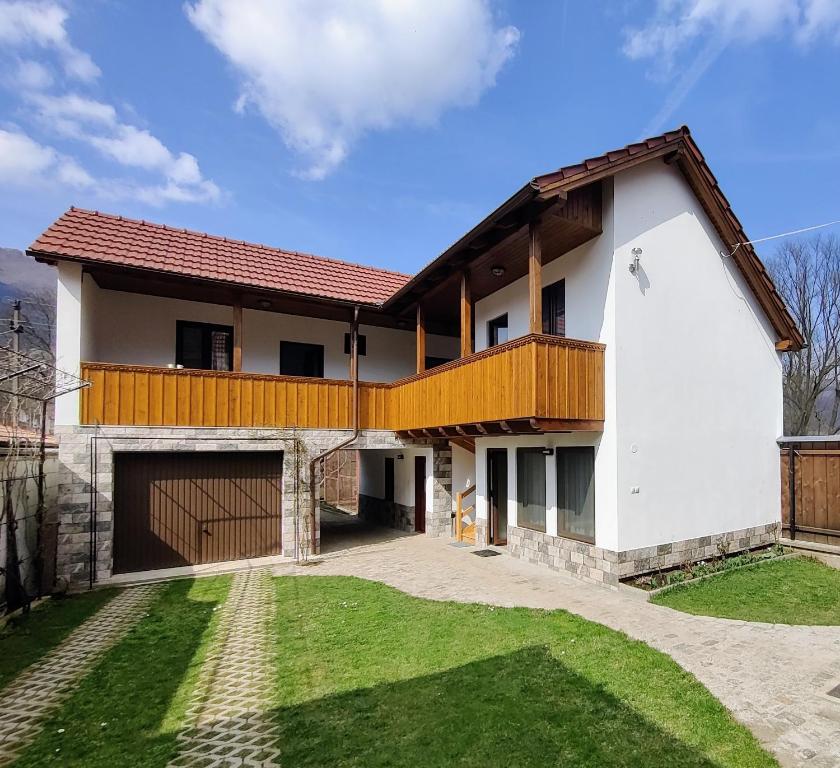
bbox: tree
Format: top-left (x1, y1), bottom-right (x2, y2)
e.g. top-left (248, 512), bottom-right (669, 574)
top-left (768, 235), bottom-right (840, 435)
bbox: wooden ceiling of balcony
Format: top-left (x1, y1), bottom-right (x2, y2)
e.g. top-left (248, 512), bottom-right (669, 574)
top-left (401, 182), bottom-right (603, 333)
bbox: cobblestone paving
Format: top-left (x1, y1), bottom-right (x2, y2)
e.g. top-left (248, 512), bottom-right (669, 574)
top-left (283, 530), bottom-right (840, 768)
top-left (168, 569), bottom-right (280, 768)
top-left (0, 584), bottom-right (159, 766)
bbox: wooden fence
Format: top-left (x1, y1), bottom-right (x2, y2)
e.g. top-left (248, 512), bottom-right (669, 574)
top-left (780, 440), bottom-right (840, 545)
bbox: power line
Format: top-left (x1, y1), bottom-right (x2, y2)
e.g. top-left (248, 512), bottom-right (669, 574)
top-left (725, 218), bottom-right (840, 257)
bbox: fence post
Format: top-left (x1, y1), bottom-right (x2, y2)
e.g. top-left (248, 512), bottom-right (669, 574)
top-left (788, 444), bottom-right (796, 541)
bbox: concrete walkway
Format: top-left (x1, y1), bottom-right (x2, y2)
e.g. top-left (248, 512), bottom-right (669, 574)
top-left (169, 569), bottom-right (281, 768)
top-left (279, 530), bottom-right (840, 768)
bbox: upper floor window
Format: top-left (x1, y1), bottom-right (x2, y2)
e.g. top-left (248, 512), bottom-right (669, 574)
top-left (344, 333), bottom-right (367, 356)
top-left (280, 341), bottom-right (324, 378)
top-left (542, 279), bottom-right (565, 336)
top-left (176, 320), bottom-right (232, 371)
top-left (487, 314), bottom-right (509, 348)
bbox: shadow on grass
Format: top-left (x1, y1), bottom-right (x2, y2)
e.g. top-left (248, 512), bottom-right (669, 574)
top-left (273, 645), bottom-right (725, 768)
top-left (0, 588), bottom-right (117, 690)
top-left (13, 577), bottom-right (229, 768)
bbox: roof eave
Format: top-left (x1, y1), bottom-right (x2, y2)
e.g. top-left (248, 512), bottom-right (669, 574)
top-left (383, 182), bottom-right (537, 309)
top-left (26, 248), bottom-right (390, 311)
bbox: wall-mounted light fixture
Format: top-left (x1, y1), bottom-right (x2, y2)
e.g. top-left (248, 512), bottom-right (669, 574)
top-left (490, 265), bottom-right (505, 277)
top-left (540, 447), bottom-right (554, 456)
top-left (396, 453), bottom-right (405, 460)
top-left (629, 247), bottom-right (643, 275)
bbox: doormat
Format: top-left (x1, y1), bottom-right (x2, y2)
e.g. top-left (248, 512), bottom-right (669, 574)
top-left (828, 684), bottom-right (840, 700)
top-left (473, 549), bottom-right (502, 557)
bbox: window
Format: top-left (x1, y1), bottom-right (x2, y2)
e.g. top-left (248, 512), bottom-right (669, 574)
top-left (425, 356), bottom-right (452, 371)
top-left (343, 333), bottom-right (367, 356)
top-left (516, 448), bottom-right (546, 532)
top-left (279, 341), bottom-right (324, 377)
top-left (542, 279), bottom-right (565, 336)
top-left (487, 313), bottom-right (509, 347)
top-left (176, 321), bottom-right (233, 371)
top-left (556, 447), bottom-right (595, 543)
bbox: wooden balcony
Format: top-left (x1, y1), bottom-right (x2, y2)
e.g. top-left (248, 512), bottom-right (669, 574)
top-left (79, 334), bottom-right (605, 434)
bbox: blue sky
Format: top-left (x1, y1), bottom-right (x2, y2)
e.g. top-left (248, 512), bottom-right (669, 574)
top-left (1, 0), bottom-right (839, 274)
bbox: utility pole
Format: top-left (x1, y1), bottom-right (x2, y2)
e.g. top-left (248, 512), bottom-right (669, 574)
top-left (10, 299), bottom-right (21, 419)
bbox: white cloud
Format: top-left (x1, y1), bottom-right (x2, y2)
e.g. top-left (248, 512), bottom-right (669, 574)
top-left (0, 2), bottom-right (222, 206)
top-left (624, 0), bottom-right (840, 67)
top-left (186, 0), bottom-right (519, 179)
top-left (798, 0), bottom-right (840, 44)
top-left (0, 127), bottom-right (93, 187)
top-left (623, 0), bottom-right (840, 136)
top-left (0, 0), bottom-right (99, 81)
top-left (15, 58), bottom-right (53, 90)
top-left (24, 92), bottom-right (221, 202)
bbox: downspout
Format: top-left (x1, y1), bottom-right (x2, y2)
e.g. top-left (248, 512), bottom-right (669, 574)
top-left (306, 305), bottom-right (360, 557)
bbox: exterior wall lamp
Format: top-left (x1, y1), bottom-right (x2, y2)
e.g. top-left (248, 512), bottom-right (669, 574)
top-left (629, 247), bottom-right (643, 275)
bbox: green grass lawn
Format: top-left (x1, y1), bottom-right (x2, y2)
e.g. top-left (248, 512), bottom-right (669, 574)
top-left (0, 588), bottom-right (116, 690)
top-left (3, 574), bottom-right (779, 767)
top-left (12, 576), bottom-right (230, 768)
top-left (652, 556), bottom-right (840, 625)
top-left (272, 576), bottom-right (776, 768)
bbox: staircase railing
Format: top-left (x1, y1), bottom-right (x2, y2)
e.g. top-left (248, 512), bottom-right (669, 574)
top-left (455, 484), bottom-right (477, 544)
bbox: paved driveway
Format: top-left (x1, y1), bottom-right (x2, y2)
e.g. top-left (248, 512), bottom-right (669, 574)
top-left (280, 529), bottom-right (840, 768)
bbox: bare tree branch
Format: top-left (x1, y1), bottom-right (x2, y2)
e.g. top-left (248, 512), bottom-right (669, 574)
top-left (769, 235), bottom-right (840, 434)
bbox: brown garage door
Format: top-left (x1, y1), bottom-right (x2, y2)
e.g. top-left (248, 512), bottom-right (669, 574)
top-left (113, 451), bottom-right (283, 574)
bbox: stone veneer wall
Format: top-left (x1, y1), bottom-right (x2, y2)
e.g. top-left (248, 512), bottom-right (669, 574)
top-left (473, 519), bottom-right (488, 547)
top-left (428, 443), bottom-right (452, 537)
top-left (508, 521), bottom-right (781, 588)
top-left (358, 494), bottom-right (414, 532)
top-left (54, 425), bottom-right (433, 587)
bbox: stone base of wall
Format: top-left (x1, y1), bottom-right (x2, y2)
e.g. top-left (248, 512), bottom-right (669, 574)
top-left (358, 494), bottom-right (414, 532)
top-left (473, 519), bottom-right (488, 547)
top-left (508, 521), bottom-right (781, 588)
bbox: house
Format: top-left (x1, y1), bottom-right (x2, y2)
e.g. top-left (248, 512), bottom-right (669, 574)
top-left (27, 126), bottom-right (801, 588)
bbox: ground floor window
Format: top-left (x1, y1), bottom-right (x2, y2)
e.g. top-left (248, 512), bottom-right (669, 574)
top-left (516, 448), bottom-right (546, 532)
top-left (556, 447), bottom-right (595, 543)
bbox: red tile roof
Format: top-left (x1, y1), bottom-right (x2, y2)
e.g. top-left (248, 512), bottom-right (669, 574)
top-left (29, 208), bottom-right (410, 305)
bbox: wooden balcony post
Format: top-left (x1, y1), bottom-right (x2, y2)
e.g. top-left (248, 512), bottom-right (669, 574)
top-left (460, 270), bottom-right (472, 358)
top-left (416, 304), bottom-right (426, 373)
top-left (232, 301), bottom-right (243, 372)
top-left (528, 218), bottom-right (542, 334)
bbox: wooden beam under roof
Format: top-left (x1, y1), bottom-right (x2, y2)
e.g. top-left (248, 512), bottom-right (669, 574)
top-left (460, 270), bottom-right (472, 358)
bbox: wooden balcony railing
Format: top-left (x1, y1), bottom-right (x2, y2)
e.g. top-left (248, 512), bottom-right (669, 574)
top-left (79, 334), bottom-right (605, 432)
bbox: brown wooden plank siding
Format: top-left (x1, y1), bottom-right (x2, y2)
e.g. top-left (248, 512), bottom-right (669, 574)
top-left (780, 443), bottom-right (840, 545)
top-left (112, 451), bottom-right (283, 573)
top-left (80, 334), bottom-right (605, 431)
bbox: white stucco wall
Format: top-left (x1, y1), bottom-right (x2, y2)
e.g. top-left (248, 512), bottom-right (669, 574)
top-left (450, 443), bottom-right (475, 515)
top-left (55, 262), bottom-right (84, 426)
top-left (85, 287), bottom-right (457, 382)
top-left (470, 165), bottom-right (782, 553)
top-left (358, 447), bottom-right (432, 508)
top-left (472, 179), bottom-right (620, 549)
top-left (611, 162), bottom-right (783, 550)
top-left (474, 433), bottom-right (603, 541)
